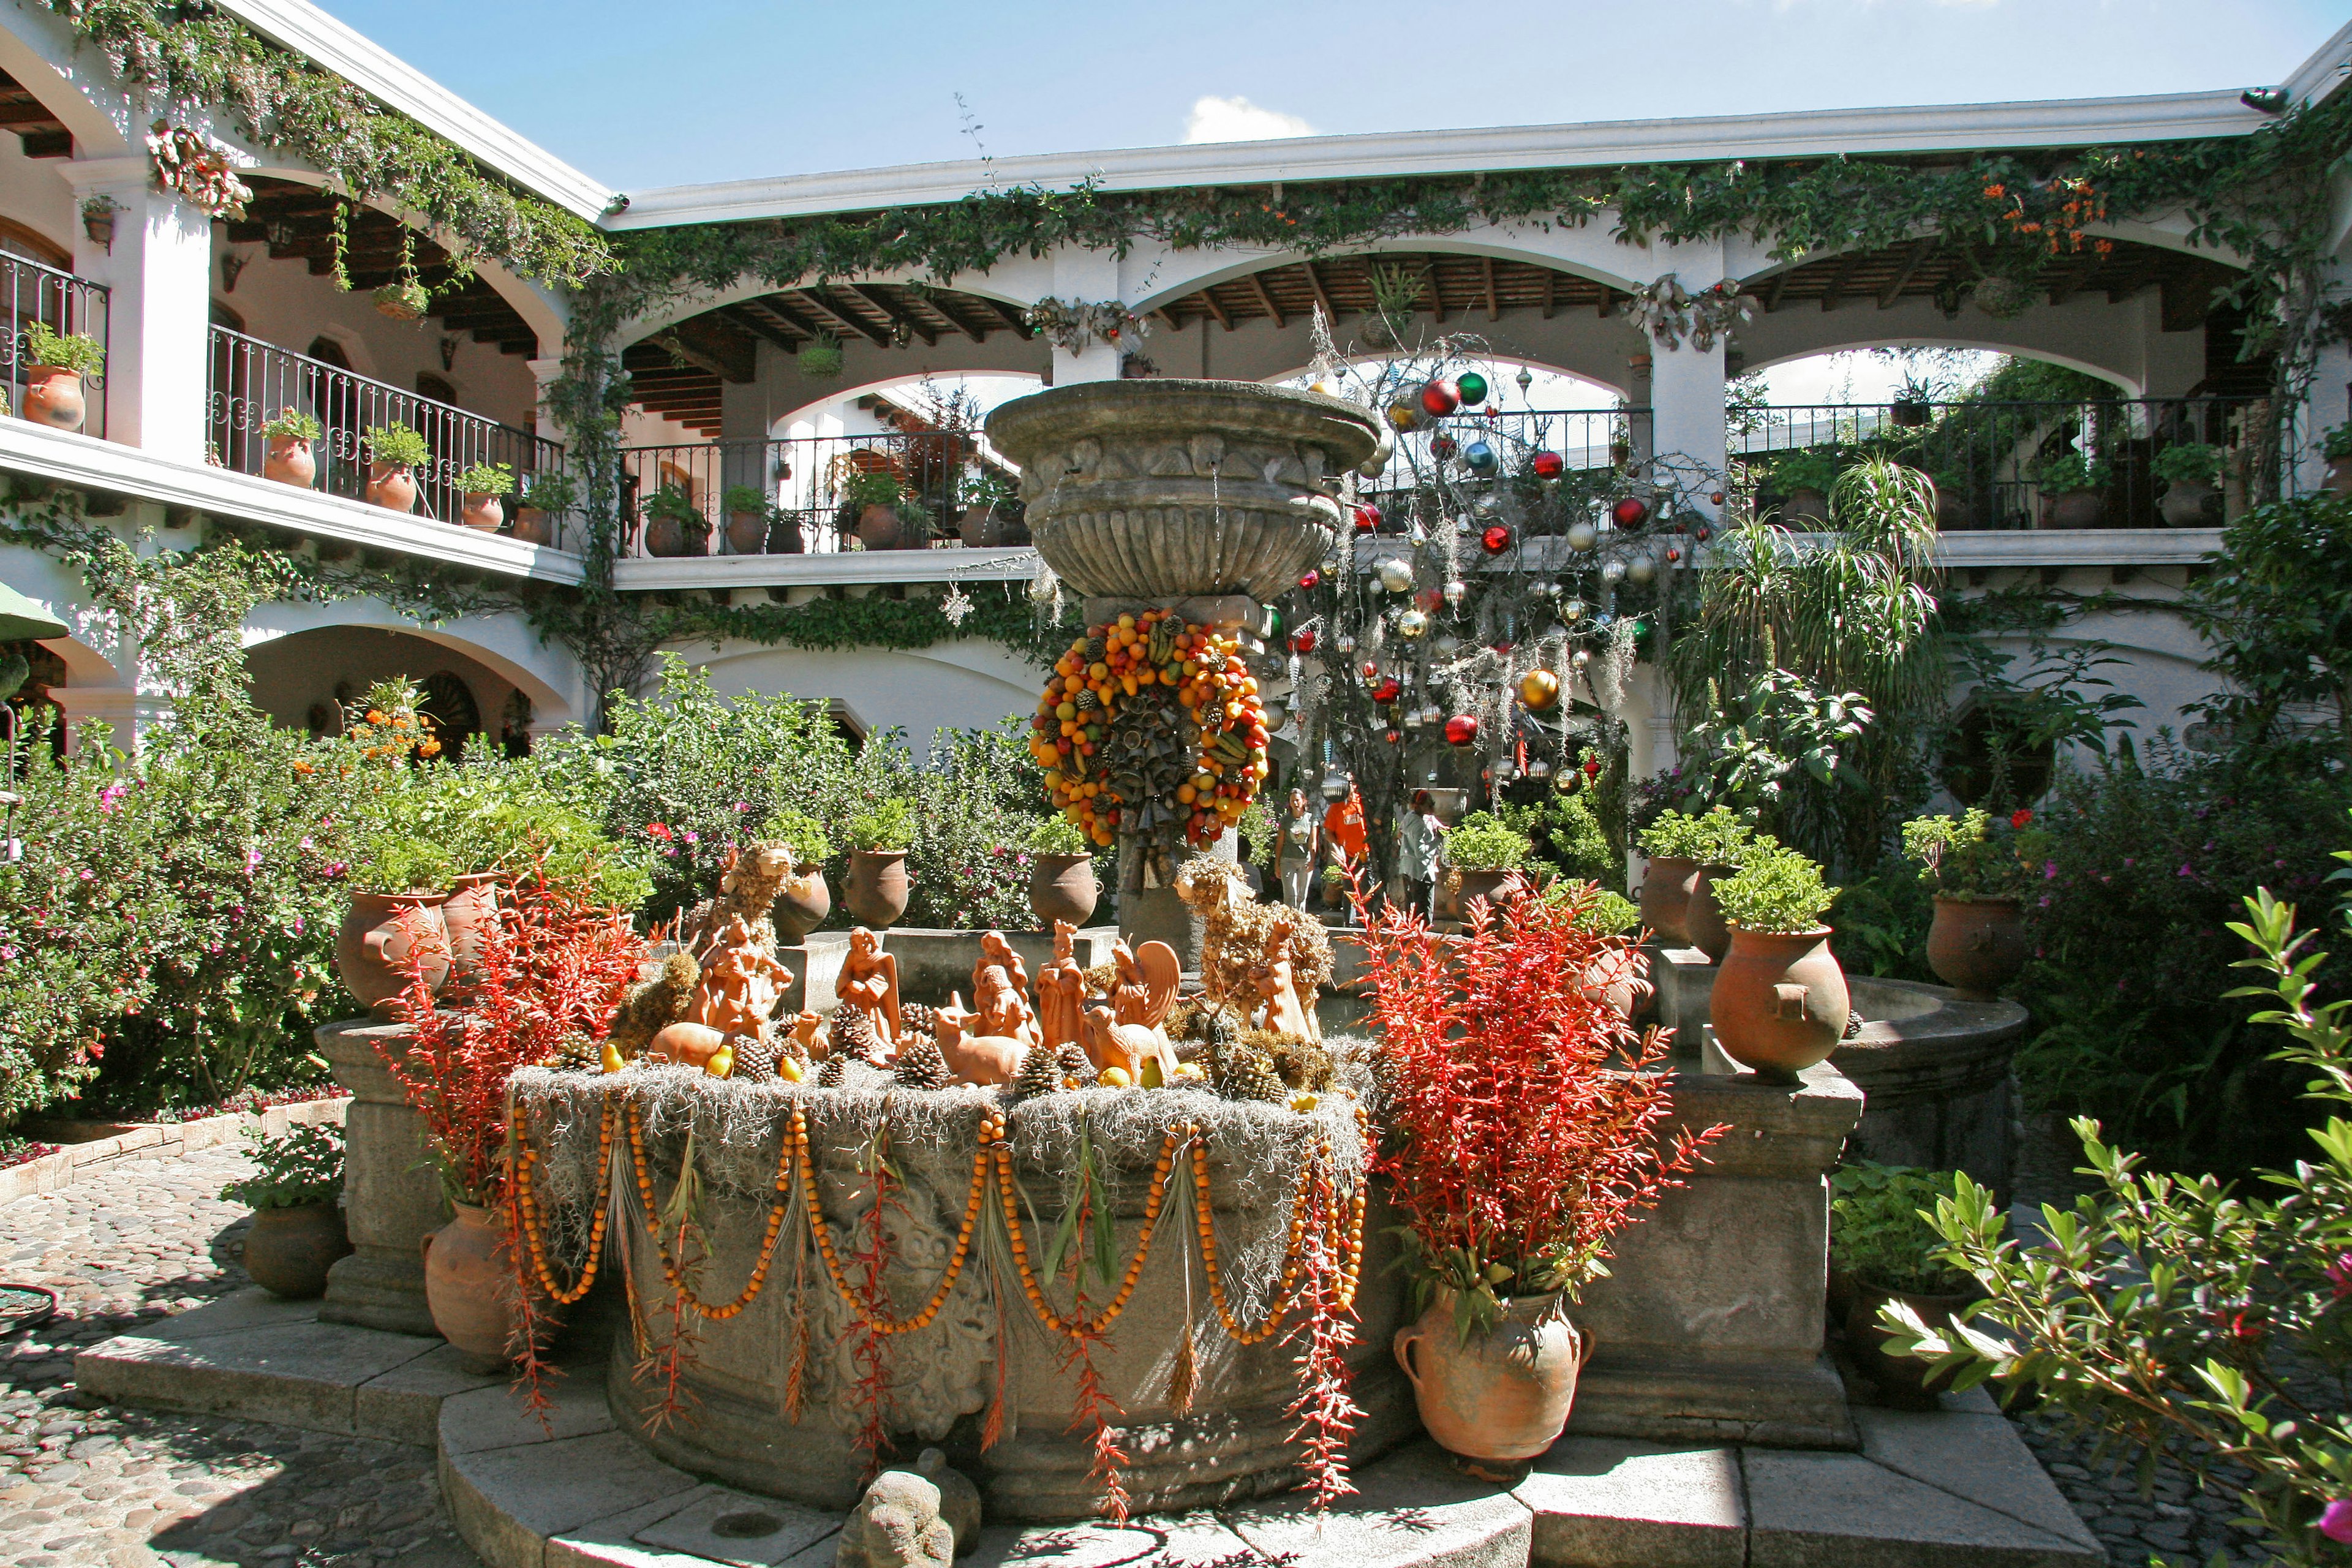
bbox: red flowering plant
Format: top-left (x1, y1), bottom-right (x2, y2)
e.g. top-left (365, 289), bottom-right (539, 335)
top-left (1351, 872), bottom-right (1724, 1340)
top-left (1899, 807), bottom-right (2055, 902)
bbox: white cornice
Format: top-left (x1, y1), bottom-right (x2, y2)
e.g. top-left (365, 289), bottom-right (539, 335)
top-left (214, 0), bottom-right (616, 222)
top-left (2285, 21), bottom-right (2352, 106)
top-left (609, 91), bottom-right (2267, 232)
top-left (614, 547), bottom-right (1040, 592)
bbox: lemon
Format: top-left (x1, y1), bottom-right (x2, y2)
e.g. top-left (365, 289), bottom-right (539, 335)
top-left (600, 1042), bottom-right (625, 1074)
top-left (1290, 1093), bottom-right (1319, 1113)
top-left (777, 1057), bottom-right (805, 1083)
top-left (1098, 1066), bottom-right (1133, 1088)
top-left (707, 1047), bottom-right (734, 1079)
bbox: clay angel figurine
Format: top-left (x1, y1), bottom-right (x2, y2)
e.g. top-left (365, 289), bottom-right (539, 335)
top-left (1034, 920), bottom-right (1088, 1055)
top-left (1084, 938), bottom-right (1182, 1080)
top-left (933, 993), bottom-right (1028, 1087)
top-left (836, 927), bottom-right (903, 1055)
top-left (1247, 954), bottom-right (1316, 1041)
top-left (973, 959), bottom-right (1039, 1047)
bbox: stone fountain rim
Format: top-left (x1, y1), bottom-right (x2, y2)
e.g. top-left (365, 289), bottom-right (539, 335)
top-left (985, 378), bottom-right (1383, 467)
top-left (1839, 974), bottom-right (2028, 1064)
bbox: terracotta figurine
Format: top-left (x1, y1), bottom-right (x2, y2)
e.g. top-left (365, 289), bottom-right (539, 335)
top-left (933, 993), bottom-right (1028, 1087)
top-left (970, 930), bottom-right (1030, 1011)
top-left (1035, 920), bottom-right (1088, 1055)
top-left (837, 926), bottom-right (903, 1054)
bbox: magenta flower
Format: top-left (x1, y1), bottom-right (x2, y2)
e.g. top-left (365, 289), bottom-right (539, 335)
top-left (2320, 1499), bottom-right (2352, 1544)
top-left (2328, 1252), bottom-right (2352, 1300)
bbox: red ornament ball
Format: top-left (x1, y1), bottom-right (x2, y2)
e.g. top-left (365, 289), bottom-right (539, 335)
top-left (1481, 524), bottom-right (1512, 554)
top-left (1444, 713), bottom-right (1479, 747)
top-left (1709, 491), bottom-right (1727, 506)
top-left (1290, 629), bottom-right (1316, 654)
top-left (1384, 728), bottom-right (1401, 745)
top-left (1371, 677), bottom-right (1402, 704)
top-left (1694, 523), bottom-right (1713, 543)
top-left (1430, 435), bottom-right (1458, 461)
top-left (1352, 503), bottom-right (1381, 533)
top-left (1298, 568), bottom-right (1321, 590)
top-left (1361, 660), bottom-right (1381, 680)
top-left (1418, 588), bottom-right (1446, 613)
top-left (1419, 379), bottom-right (1461, 417)
top-left (1611, 496), bottom-right (1649, 528)
top-left (1531, 450), bottom-right (1565, 479)
top-left (1665, 546), bottom-right (1684, 563)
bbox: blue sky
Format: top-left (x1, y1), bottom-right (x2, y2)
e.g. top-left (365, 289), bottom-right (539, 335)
top-left (326, 0), bottom-right (2345, 194)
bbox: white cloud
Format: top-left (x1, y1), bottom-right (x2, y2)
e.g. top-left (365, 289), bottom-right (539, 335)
top-left (1183, 96), bottom-right (1316, 145)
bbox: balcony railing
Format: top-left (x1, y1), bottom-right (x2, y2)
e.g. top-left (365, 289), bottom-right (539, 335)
top-left (1359, 406), bottom-right (1653, 529)
top-left (208, 326), bottom-right (563, 530)
top-left (1, 253), bottom-right (108, 440)
top-left (1731, 397), bottom-right (2277, 530)
top-left (617, 431), bottom-right (1023, 558)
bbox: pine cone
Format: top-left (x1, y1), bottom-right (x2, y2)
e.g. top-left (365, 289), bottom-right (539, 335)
top-left (1013, 1042), bottom-right (1065, 1098)
top-left (1056, 1043), bottom-right (1095, 1081)
top-left (731, 1033), bottom-right (782, 1083)
top-left (816, 1054), bottom-right (850, 1088)
top-left (831, 1010), bottom-right (881, 1066)
top-left (1211, 1039), bottom-right (1287, 1103)
top-left (899, 1003), bottom-right (938, 1040)
top-left (893, 1033), bottom-right (952, 1090)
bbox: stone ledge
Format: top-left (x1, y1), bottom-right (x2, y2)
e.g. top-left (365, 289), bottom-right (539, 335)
top-left (0, 1096), bottom-right (349, 1207)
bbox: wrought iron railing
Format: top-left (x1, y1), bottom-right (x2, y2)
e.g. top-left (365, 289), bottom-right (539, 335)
top-left (0, 253), bottom-right (108, 440)
top-left (1357, 407), bottom-right (1655, 531)
top-left (1730, 397), bottom-right (2278, 530)
top-left (208, 326), bottom-right (563, 529)
top-left (615, 431), bottom-right (1024, 558)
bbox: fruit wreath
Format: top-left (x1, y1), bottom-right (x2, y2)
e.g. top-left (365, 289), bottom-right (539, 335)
top-left (1029, 609), bottom-right (1272, 855)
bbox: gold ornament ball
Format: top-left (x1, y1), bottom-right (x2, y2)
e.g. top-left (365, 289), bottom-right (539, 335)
top-left (1396, 609), bottom-right (1430, 639)
top-left (1519, 668), bottom-right (1562, 711)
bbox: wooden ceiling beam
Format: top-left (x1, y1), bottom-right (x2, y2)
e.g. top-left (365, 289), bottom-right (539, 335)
top-left (1820, 252), bottom-right (1867, 312)
top-left (1423, 263), bottom-right (1446, 325)
top-left (18, 130), bottom-right (70, 158)
top-left (796, 287), bottom-right (891, 347)
top-left (1245, 270), bottom-right (1287, 328)
top-left (1199, 287), bottom-right (1234, 332)
top-left (850, 284), bottom-right (938, 347)
top-left (755, 295), bottom-right (830, 342)
top-left (1542, 268), bottom-right (1556, 320)
top-left (1482, 256), bottom-right (1501, 322)
top-left (1876, 239), bottom-right (1935, 308)
top-left (978, 296), bottom-right (1033, 337)
top-left (1301, 260), bottom-right (1340, 322)
top-left (921, 292), bottom-right (990, 344)
top-left (1763, 268), bottom-right (1795, 313)
top-left (0, 102), bottom-right (63, 128)
top-left (717, 302), bottom-right (804, 354)
top-left (2046, 254), bottom-right (2103, 307)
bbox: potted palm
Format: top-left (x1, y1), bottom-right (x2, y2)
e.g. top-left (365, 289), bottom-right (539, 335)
top-left (796, 331), bottom-right (843, 379)
top-left (1888, 375), bottom-right (1936, 429)
top-left (722, 483), bottom-right (771, 555)
top-left (959, 469), bottom-right (1023, 547)
top-left (1770, 450), bottom-right (1839, 525)
top-left (2036, 452), bottom-right (2110, 529)
top-left (641, 483), bottom-right (707, 557)
top-left (222, 1122), bottom-right (352, 1298)
top-left (261, 407), bottom-right (322, 488)
top-left (1830, 1162), bottom-right (1978, 1409)
top-left (1444, 810), bottom-right (1533, 911)
top-left (1358, 875), bottom-right (1721, 1478)
top-left (363, 424), bottom-right (431, 513)
top-left (513, 472), bottom-right (575, 548)
top-left (844, 797), bottom-right (914, 927)
top-left (1705, 843), bottom-right (1850, 1080)
top-left (763, 809), bottom-right (834, 941)
top-left (2154, 443), bottom-right (2223, 527)
top-left (1027, 815), bottom-right (1098, 927)
top-left (19, 321), bottom-right (103, 431)
top-left (1901, 807), bottom-right (2044, 998)
top-left (455, 461), bottom-right (514, 532)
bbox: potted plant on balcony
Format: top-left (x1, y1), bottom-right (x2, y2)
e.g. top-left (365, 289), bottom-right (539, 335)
top-left (1444, 810), bottom-right (1533, 911)
top-left (18, 320), bottom-right (103, 432)
top-left (221, 1122), bottom-right (351, 1298)
top-left (1026, 815), bottom-right (1098, 927)
top-left (2324, 423), bottom-right (2352, 496)
top-left (762, 809), bottom-right (834, 941)
top-left (797, 331), bottom-right (843, 379)
top-left (843, 470), bottom-right (910, 551)
top-left (513, 472), bottom-right (575, 548)
top-left (1926, 464), bottom-right (1971, 531)
top-left (843, 797), bottom-right (914, 928)
top-left (454, 461), bottom-right (514, 532)
top-left (2151, 442), bottom-right (2222, 527)
top-left (1359, 875), bottom-right (1721, 1477)
top-left (1901, 806), bottom-right (2046, 999)
top-left (2036, 451), bottom-right (2111, 529)
top-left (363, 423), bottom-right (430, 512)
top-left (641, 483), bottom-right (707, 557)
top-left (722, 483), bottom-right (772, 556)
top-left (959, 468), bottom-right (1022, 547)
top-left (1638, 806), bottom-right (1755, 957)
top-left (1888, 375), bottom-right (1936, 429)
top-left (260, 408), bottom-right (322, 488)
top-left (1830, 1161), bottom-right (1978, 1409)
top-left (1769, 450), bottom-right (1839, 525)
top-left (1705, 843), bottom-right (1849, 1080)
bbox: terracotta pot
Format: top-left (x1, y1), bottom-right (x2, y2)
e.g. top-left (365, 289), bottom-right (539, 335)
top-left (1028, 852), bottom-right (1098, 927)
top-left (2159, 481), bottom-right (2220, 527)
top-left (1933, 482), bottom-right (1971, 532)
top-left (262, 435), bottom-right (317, 488)
top-left (1638, 855), bottom-right (1700, 944)
top-left (958, 505), bottom-right (1003, 548)
top-left (1394, 1291), bottom-right (1588, 1468)
top-left (243, 1201), bottom-right (353, 1298)
top-left (440, 872), bottom-right (505, 986)
top-left (726, 510), bottom-right (769, 556)
top-left (1683, 862), bottom-right (1740, 962)
top-left (1580, 946), bottom-right (1649, 1020)
top-left (335, 892), bottom-right (450, 1012)
top-left (1924, 895), bottom-right (2028, 999)
top-left (365, 462), bottom-right (418, 513)
top-left (645, 516), bottom-right (704, 557)
top-left (774, 868), bottom-right (832, 942)
top-left (845, 849), bottom-right (911, 928)
top-left (1781, 487), bottom-right (1829, 526)
top-left (422, 1202), bottom-right (554, 1370)
top-left (2040, 487), bottom-right (2105, 529)
top-left (511, 507), bottom-right (554, 546)
top-left (1890, 399), bottom-right (1932, 429)
top-left (1455, 868), bottom-right (1515, 911)
top-left (458, 491), bottom-right (505, 532)
top-left (1711, 925), bottom-right (1850, 1082)
top-left (856, 503), bottom-right (904, 551)
top-left (1845, 1283), bottom-right (1976, 1411)
top-left (20, 366), bottom-right (85, 431)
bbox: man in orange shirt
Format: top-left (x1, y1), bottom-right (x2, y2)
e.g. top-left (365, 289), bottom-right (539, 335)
top-left (1322, 782), bottom-right (1368, 906)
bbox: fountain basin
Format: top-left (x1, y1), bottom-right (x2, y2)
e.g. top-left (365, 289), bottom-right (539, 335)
top-left (1836, 976), bottom-right (2028, 1194)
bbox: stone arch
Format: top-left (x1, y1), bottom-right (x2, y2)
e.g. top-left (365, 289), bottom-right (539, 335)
top-left (1124, 232), bottom-right (1653, 319)
top-left (615, 272), bottom-right (1038, 356)
top-left (239, 600), bottom-right (578, 728)
top-left (0, 13), bottom-right (137, 157)
top-left (767, 369), bottom-right (1046, 438)
top-left (1738, 340), bottom-right (2140, 396)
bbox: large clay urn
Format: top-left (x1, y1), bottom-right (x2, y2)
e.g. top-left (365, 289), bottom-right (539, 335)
top-left (440, 873), bottom-right (504, 986)
top-left (422, 1202), bottom-right (550, 1371)
top-left (856, 503), bottom-right (905, 551)
top-left (846, 849), bottom-right (911, 928)
top-left (2040, 488), bottom-right (2105, 529)
top-left (773, 865), bottom-right (832, 942)
top-left (20, 366), bottom-right (85, 431)
top-left (1028, 852), bottom-right (1098, 927)
top-left (336, 892), bottom-right (450, 1012)
top-left (1394, 1291), bottom-right (1588, 1472)
top-left (1780, 488), bottom-right (1829, 526)
top-left (1455, 869), bottom-right (1515, 911)
top-left (458, 491), bottom-right (505, 532)
top-left (1683, 862), bottom-right (1741, 962)
top-left (1924, 895), bottom-right (2029, 999)
top-left (263, 435), bottom-right (317, 488)
top-left (1638, 856), bottom-right (1700, 944)
top-left (243, 1202), bottom-right (352, 1298)
top-left (1711, 925), bottom-right (1851, 1081)
top-left (726, 509), bottom-right (769, 556)
top-left (984, 380), bottom-right (1383, 603)
top-left (2159, 481), bottom-right (2221, 527)
top-left (365, 462), bottom-right (418, 513)
top-left (511, 507), bottom-right (554, 546)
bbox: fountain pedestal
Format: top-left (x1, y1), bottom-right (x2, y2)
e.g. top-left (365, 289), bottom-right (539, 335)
top-left (316, 1019), bottom-right (445, 1336)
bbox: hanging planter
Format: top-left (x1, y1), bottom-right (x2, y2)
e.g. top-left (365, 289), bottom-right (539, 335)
top-left (797, 332), bottom-right (844, 377)
top-left (374, 276), bottom-right (429, 322)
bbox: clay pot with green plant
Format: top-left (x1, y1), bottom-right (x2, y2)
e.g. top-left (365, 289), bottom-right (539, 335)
top-left (19, 321), bottom-right (103, 431)
top-left (796, 331), bottom-right (843, 379)
top-left (844, 799), bottom-right (914, 927)
top-left (641, 483), bottom-right (707, 557)
top-left (2154, 443), bottom-right (2223, 527)
top-left (339, 836), bottom-right (456, 1009)
top-left (1637, 807), bottom-right (1752, 948)
top-left (844, 470), bottom-right (910, 551)
top-left (513, 472), bottom-right (575, 548)
top-left (722, 483), bottom-right (772, 555)
top-left (959, 469), bottom-right (1023, 546)
top-left (1830, 1161), bottom-right (1978, 1409)
top-left (454, 460), bottom-right (514, 532)
top-left (1902, 807), bottom-right (2046, 998)
top-left (363, 423), bottom-right (430, 513)
top-left (1888, 378), bottom-right (1936, 429)
top-left (1706, 844), bottom-right (1850, 1080)
top-left (221, 1122), bottom-right (352, 1298)
top-left (763, 809), bottom-right (834, 941)
top-left (1770, 450), bottom-right (1841, 526)
top-left (2037, 452), bottom-right (2111, 529)
top-left (1026, 815), bottom-right (1098, 927)
top-left (1445, 810), bottom-right (1534, 911)
top-left (260, 407), bottom-right (322, 488)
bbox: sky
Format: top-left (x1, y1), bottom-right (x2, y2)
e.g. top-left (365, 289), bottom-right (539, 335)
top-left (320, 1), bottom-right (2345, 194)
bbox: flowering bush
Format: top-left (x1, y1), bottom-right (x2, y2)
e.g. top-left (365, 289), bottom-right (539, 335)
top-left (1900, 805), bottom-right (2052, 900)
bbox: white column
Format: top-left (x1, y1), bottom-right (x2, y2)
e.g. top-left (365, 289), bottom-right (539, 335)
top-left (1049, 245), bottom-right (1123, 385)
top-left (49, 682), bottom-right (136, 756)
top-left (1648, 336), bottom-right (1728, 519)
top-left (527, 355), bottom-right (566, 445)
top-left (64, 156), bottom-right (216, 462)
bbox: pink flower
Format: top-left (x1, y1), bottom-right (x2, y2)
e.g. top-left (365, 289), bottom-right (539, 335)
top-left (2321, 1500), bottom-right (2352, 1544)
top-left (247, 848), bottom-right (263, 872)
top-left (2179, 863), bottom-right (2194, 878)
top-left (683, 831), bottom-right (699, 844)
top-left (298, 836), bottom-right (314, 851)
top-left (2328, 1252), bottom-right (2352, 1300)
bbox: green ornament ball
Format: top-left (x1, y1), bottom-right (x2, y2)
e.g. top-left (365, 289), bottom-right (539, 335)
top-left (1457, 371), bottom-right (1489, 406)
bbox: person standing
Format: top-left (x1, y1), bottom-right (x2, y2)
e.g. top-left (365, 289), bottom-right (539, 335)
top-left (1322, 781), bottom-right (1369, 902)
top-left (1392, 790), bottom-right (1446, 921)
top-left (1272, 787), bottom-right (1322, 908)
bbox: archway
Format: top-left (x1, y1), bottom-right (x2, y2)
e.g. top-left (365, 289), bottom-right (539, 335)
top-left (241, 625), bottom-right (567, 747)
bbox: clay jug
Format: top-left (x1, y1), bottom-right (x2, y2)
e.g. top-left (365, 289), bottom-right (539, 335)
top-left (20, 366), bottom-right (85, 431)
top-left (726, 510), bottom-right (769, 555)
top-left (1028, 852), bottom-right (1097, 927)
top-left (1780, 488), bottom-right (1829, 525)
top-left (1711, 926), bottom-right (1850, 1081)
top-left (242, 1202), bottom-right (352, 1298)
top-left (1455, 869), bottom-right (1515, 913)
top-left (510, 507), bottom-right (554, 546)
top-left (335, 891), bottom-right (450, 1012)
top-left (856, 503), bottom-right (904, 551)
top-left (1683, 862), bottom-right (1740, 962)
top-left (1580, 944), bottom-right (1650, 1020)
top-left (846, 849), bottom-right (910, 928)
top-left (2041, 488), bottom-right (2105, 529)
top-left (458, 491), bottom-right (505, 532)
top-left (365, 462), bottom-right (418, 513)
top-left (422, 1202), bottom-right (548, 1371)
top-left (2159, 481), bottom-right (2220, 527)
top-left (1924, 895), bottom-right (2029, 999)
top-left (1394, 1290), bottom-right (1588, 1471)
top-left (440, 873), bottom-right (505, 986)
top-left (263, 435), bottom-right (317, 488)
top-left (1638, 855), bottom-right (1699, 944)
top-left (774, 867), bottom-right (832, 942)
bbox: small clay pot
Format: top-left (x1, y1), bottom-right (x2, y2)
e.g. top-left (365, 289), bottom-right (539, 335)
top-left (335, 892), bottom-right (450, 1012)
top-left (440, 873), bottom-right (505, 987)
top-left (845, 849), bottom-right (910, 928)
top-left (856, 503), bottom-right (904, 552)
top-left (1780, 487), bottom-right (1829, 525)
top-left (1028, 852), bottom-right (1098, 927)
top-left (1845, 1283), bottom-right (1977, 1410)
top-left (1638, 855), bottom-right (1700, 944)
top-left (774, 868), bottom-right (832, 942)
top-left (263, 435), bottom-right (317, 488)
top-left (725, 510), bottom-right (769, 556)
top-left (423, 1202), bottom-right (557, 1371)
top-left (20, 366), bottom-right (85, 431)
top-left (2040, 488), bottom-right (2105, 529)
top-left (2159, 481), bottom-right (2220, 527)
top-left (1711, 925), bottom-right (1850, 1081)
top-left (958, 505), bottom-right (1005, 548)
top-left (1932, 481), bottom-right (1970, 532)
top-left (243, 1201), bottom-right (352, 1298)
top-left (510, 507), bottom-right (554, 546)
top-left (1580, 946), bottom-right (1650, 1020)
top-left (1455, 868), bottom-right (1516, 911)
top-left (1924, 895), bottom-right (2029, 999)
top-left (1684, 862), bottom-right (1741, 962)
top-left (365, 462), bottom-right (418, 513)
top-left (458, 491), bottom-right (505, 532)
top-left (1395, 1290), bottom-right (1588, 1471)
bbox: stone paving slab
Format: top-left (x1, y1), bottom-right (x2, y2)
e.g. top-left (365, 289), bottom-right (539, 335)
top-left (1854, 1406), bottom-right (2103, 1555)
top-left (443, 1428), bottom-right (704, 1568)
top-left (77, 1310), bottom-right (452, 1438)
top-left (1223, 1439), bottom-right (1534, 1568)
top-left (1515, 1438), bottom-right (1745, 1568)
top-left (1744, 1446), bottom-right (2098, 1568)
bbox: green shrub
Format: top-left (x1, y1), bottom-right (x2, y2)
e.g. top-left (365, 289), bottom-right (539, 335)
top-left (1828, 861), bottom-right (1939, 983)
top-left (364, 424), bottom-right (430, 467)
top-left (643, 483), bottom-right (703, 526)
top-left (219, 1122), bottom-right (344, 1209)
top-left (846, 798), bottom-right (915, 853)
top-left (23, 320), bottom-right (103, 377)
top-left (722, 484), bottom-right (769, 515)
top-left (1446, 811), bottom-right (1532, 872)
top-left (456, 461), bottom-right (514, 496)
top-left (843, 472), bottom-right (902, 512)
top-left (262, 408), bottom-right (322, 442)
top-left (1900, 806), bottom-right (2051, 900)
top-left (521, 472), bottom-right (578, 513)
top-left (1504, 790), bottom-right (1620, 885)
top-left (2152, 442), bottom-right (2220, 488)
top-left (1709, 843), bottom-right (1838, 933)
top-left (761, 808), bottom-right (831, 866)
top-left (1548, 881), bottom-right (1640, 934)
top-left (1028, 815), bottom-right (1087, 854)
top-left (2037, 451), bottom-right (2112, 492)
top-left (1770, 450), bottom-right (1840, 496)
top-left (1638, 806), bottom-right (1754, 865)
top-left (1830, 1163), bottom-right (1972, 1295)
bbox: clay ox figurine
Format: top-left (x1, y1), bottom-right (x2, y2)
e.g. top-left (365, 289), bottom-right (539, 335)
top-left (933, 996), bottom-right (1027, 1087)
top-left (837, 927), bottom-right (903, 1055)
top-left (1081, 938), bottom-right (1181, 1082)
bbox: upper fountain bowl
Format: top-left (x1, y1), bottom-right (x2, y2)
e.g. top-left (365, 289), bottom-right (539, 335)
top-left (985, 379), bottom-right (1383, 604)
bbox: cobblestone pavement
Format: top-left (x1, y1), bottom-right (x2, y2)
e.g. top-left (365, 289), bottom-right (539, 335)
top-left (0, 1145), bottom-right (480, 1568)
